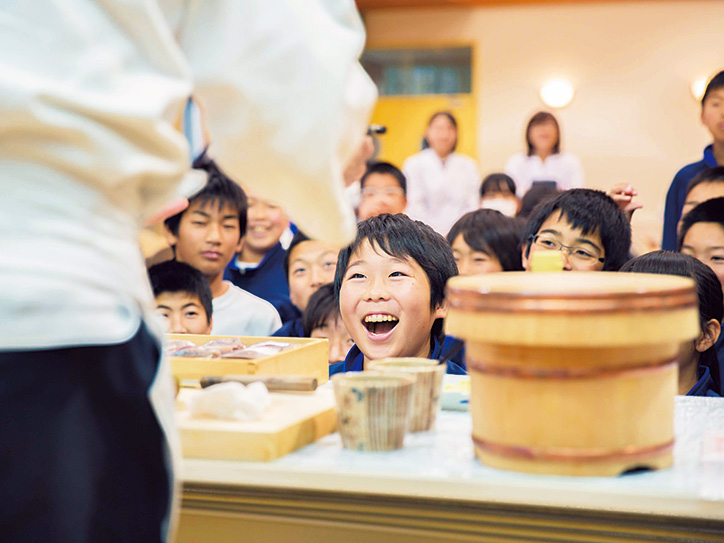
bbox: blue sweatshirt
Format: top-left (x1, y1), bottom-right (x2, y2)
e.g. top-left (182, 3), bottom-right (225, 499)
top-left (272, 317), bottom-right (303, 338)
top-left (329, 335), bottom-right (466, 377)
top-left (687, 365), bottom-right (722, 398)
top-left (662, 145), bottom-right (718, 250)
top-left (224, 242), bottom-right (301, 323)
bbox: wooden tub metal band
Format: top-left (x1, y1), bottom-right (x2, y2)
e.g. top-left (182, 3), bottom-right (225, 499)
top-left (471, 435), bottom-right (675, 463)
top-left (466, 357), bottom-right (677, 380)
top-left (446, 287), bottom-right (696, 315)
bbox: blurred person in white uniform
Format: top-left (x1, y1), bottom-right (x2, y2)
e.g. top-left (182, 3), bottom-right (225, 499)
top-left (0, 1), bottom-right (375, 542)
top-left (402, 111), bottom-right (480, 235)
top-left (505, 111), bottom-right (584, 197)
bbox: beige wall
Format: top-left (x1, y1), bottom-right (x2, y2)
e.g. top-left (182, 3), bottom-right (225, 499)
top-left (363, 1), bottom-right (724, 248)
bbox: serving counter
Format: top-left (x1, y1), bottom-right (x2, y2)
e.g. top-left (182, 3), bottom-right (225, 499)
top-left (177, 396), bottom-right (724, 542)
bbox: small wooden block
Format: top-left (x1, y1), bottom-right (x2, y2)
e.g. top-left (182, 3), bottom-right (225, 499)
top-left (176, 389), bottom-right (337, 462)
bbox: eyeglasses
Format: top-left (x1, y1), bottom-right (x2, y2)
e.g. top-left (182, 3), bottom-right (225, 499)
top-left (361, 187), bottom-right (405, 199)
top-left (529, 235), bottom-right (604, 264)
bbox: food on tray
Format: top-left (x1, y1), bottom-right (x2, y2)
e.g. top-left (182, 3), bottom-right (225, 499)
top-left (219, 341), bottom-right (296, 359)
top-left (201, 337), bottom-right (247, 354)
top-left (165, 339), bottom-right (197, 356)
top-left (173, 346), bottom-right (221, 358)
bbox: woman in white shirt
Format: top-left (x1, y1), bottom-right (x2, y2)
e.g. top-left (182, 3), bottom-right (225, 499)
top-left (505, 111), bottom-right (584, 197)
top-left (403, 112), bottom-right (480, 235)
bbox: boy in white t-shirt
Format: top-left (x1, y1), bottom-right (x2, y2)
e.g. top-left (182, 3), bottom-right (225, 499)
top-left (164, 159), bottom-right (281, 336)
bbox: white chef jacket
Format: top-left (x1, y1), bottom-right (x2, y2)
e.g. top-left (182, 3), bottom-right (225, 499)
top-left (0, 0), bottom-right (376, 351)
top-left (0, 3), bottom-right (375, 538)
top-left (402, 148), bottom-right (481, 236)
top-left (504, 151), bottom-right (585, 197)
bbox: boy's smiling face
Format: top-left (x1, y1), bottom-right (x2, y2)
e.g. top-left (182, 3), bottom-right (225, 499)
top-left (523, 212), bottom-right (605, 271)
top-left (245, 195), bottom-right (289, 256)
top-left (339, 240), bottom-right (446, 363)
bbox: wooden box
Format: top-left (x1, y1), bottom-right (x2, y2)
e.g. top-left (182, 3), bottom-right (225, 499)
top-left (168, 334), bottom-right (329, 385)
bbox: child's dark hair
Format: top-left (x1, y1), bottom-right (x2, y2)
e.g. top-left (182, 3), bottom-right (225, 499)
top-left (702, 70), bottom-right (724, 106)
top-left (283, 231), bottom-right (310, 282)
top-left (679, 197), bottom-right (724, 249)
top-left (334, 214), bottom-right (457, 343)
top-left (517, 184), bottom-right (561, 220)
top-left (164, 158), bottom-right (247, 238)
top-left (685, 166), bottom-right (724, 197)
top-left (521, 189), bottom-right (631, 271)
top-left (302, 283), bottom-right (339, 337)
top-left (620, 251), bottom-right (723, 394)
top-left (446, 209), bottom-right (524, 271)
top-left (422, 111), bottom-right (458, 152)
top-left (360, 161), bottom-right (407, 195)
top-left (526, 111), bottom-right (560, 156)
top-left (480, 173), bottom-right (516, 198)
top-left (148, 260), bottom-right (213, 324)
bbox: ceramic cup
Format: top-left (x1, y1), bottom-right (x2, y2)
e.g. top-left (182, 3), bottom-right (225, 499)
top-left (332, 372), bottom-right (414, 451)
top-left (367, 358), bottom-right (446, 432)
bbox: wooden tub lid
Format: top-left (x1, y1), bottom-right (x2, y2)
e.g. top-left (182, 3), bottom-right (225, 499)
top-left (446, 272), bottom-right (696, 315)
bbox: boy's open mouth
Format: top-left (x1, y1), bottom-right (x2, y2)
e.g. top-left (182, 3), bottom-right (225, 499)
top-left (363, 313), bottom-right (399, 335)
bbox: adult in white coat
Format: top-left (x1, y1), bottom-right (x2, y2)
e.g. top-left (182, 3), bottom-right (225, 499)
top-left (0, 1), bottom-right (375, 541)
top-left (504, 111), bottom-right (584, 197)
top-left (402, 112), bottom-right (480, 235)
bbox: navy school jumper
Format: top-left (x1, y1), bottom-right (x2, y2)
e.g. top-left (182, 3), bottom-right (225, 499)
top-left (662, 144), bottom-right (718, 251)
top-left (224, 242), bottom-right (301, 323)
top-left (687, 365), bottom-right (721, 398)
top-left (329, 335), bottom-right (466, 377)
top-left (272, 317), bottom-right (303, 338)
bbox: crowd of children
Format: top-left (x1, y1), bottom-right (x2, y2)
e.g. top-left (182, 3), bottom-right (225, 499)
top-left (148, 70), bottom-right (724, 399)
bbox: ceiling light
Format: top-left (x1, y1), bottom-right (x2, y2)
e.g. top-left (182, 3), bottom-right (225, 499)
top-left (540, 79), bottom-right (575, 109)
top-left (691, 77), bottom-right (707, 101)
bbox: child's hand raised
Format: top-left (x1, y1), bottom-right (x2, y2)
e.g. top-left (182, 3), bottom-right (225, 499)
top-left (607, 183), bottom-right (642, 221)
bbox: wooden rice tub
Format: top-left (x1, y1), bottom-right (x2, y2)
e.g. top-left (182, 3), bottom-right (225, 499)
top-left (445, 272), bottom-right (699, 476)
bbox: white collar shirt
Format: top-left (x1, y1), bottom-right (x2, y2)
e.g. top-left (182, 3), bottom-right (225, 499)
top-left (504, 152), bottom-right (584, 196)
top-left (402, 148), bottom-right (481, 236)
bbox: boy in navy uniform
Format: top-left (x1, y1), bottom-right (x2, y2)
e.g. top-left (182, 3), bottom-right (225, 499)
top-left (621, 251), bottom-right (722, 397)
top-left (274, 232), bottom-right (339, 337)
top-left (302, 282), bottom-right (355, 365)
top-left (225, 193), bottom-right (299, 323)
top-left (678, 167), bottom-right (724, 227)
top-left (522, 189), bottom-right (631, 272)
top-left (662, 70), bottom-right (724, 250)
top-left (330, 214), bottom-right (465, 376)
top-left (679, 196), bottom-right (724, 377)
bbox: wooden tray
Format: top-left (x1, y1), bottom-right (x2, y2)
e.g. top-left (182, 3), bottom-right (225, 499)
top-left (176, 389), bottom-right (337, 461)
top-left (168, 334), bottom-right (329, 385)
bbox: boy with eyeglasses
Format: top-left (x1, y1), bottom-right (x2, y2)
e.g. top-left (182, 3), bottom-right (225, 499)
top-left (357, 161), bottom-right (408, 221)
top-left (521, 189), bottom-right (631, 272)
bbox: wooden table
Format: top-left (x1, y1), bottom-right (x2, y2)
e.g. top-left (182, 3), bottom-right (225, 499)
top-left (177, 396), bottom-right (724, 542)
